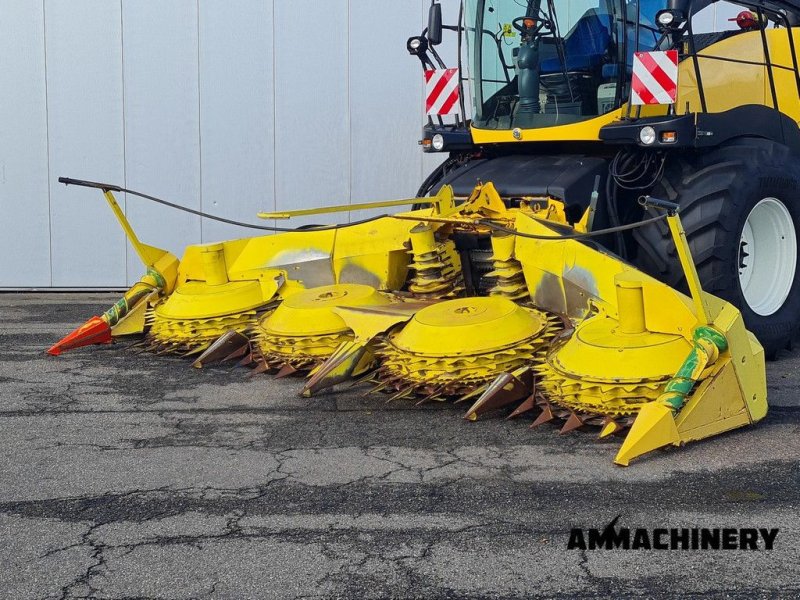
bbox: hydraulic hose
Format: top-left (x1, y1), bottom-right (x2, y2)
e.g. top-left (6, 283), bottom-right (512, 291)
top-left (58, 177), bottom-right (389, 232)
top-left (474, 213), bottom-right (667, 241)
top-left (60, 177), bottom-right (670, 242)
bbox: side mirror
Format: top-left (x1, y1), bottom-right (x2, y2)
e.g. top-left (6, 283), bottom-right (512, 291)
top-left (428, 2), bottom-right (443, 46)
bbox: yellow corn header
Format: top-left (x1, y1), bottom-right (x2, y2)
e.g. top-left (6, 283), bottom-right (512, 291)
top-left (50, 178), bottom-right (766, 466)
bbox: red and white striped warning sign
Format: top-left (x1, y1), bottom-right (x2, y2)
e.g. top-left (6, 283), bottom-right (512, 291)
top-left (631, 50), bottom-right (679, 106)
top-left (425, 68), bottom-right (460, 116)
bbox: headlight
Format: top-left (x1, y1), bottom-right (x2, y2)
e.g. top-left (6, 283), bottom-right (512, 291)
top-left (657, 11), bottom-right (674, 26)
top-left (432, 134), bottom-right (445, 151)
top-left (655, 9), bottom-right (684, 29)
top-left (406, 36), bottom-right (428, 55)
top-left (639, 126), bottom-right (657, 145)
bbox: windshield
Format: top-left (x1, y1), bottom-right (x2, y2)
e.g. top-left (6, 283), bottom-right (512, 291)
top-left (466, 0), bottom-right (665, 129)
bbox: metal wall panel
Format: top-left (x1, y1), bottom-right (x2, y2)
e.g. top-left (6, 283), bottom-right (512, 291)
top-left (0, 1), bottom-right (51, 287)
top-left (349, 0), bottom-right (423, 222)
top-left (273, 0), bottom-right (350, 227)
top-left (198, 0), bottom-right (275, 243)
top-left (46, 0), bottom-right (127, 287)
top-left (121, 0), bottom-right (201, 284)
top-left (1, 0), bottom-right (443, 288)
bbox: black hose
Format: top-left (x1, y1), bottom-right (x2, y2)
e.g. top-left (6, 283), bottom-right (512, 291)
top-left (604, 149), bottom-right (668, 259)
top-left (59, 177), bottom-right (669, 243)
top-left (605, 174), bottom-right (626, 257)
top-left (58, 177), bottom-right (389, 232)
top-left (476, 213), bottom-right (667, 240)
top-left (610, 149), bottom-right (665, 190)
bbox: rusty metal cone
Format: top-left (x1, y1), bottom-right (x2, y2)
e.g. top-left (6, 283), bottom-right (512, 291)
top-left (559, 412), bottom-right (584, 434)
top-left (192, 330), bottom-right (250, 369)
top-left (530, 403), bottom-right (555, 428)
top-left (221, 345), bottom-right (249, 363)
top-left (275, 363), bottom-right (299, 379)
top-left (249, 361), bottom-right (270, 377)
top-left (302, 342), bottom-right (369, 398)
top-left (464, 368), bottom-right (532, 421)
top-left (507, 394), bottom-right (537, 419)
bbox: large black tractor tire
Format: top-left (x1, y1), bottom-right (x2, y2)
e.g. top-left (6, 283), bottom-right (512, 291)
top-left (413, 155), bottom-right (468, 209)
top-left (634, 138), bottom-right (800, 359)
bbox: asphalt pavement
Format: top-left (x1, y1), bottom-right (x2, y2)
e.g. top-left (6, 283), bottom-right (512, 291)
top-left (0, 293), bottom-right (798, 599)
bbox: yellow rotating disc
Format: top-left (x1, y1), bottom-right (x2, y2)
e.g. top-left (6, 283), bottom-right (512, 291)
top-left (376, 296), bottom-right (561, 399)
top-left (254, 284), bottom-right (392, 369)
top-left (145, 280), bottom-right (274, 354)
top-left (537, 313), bottom-right (694, 417)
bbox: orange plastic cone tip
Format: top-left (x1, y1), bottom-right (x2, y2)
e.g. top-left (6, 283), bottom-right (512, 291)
top-left (47, 316), bottom-right (112, 356)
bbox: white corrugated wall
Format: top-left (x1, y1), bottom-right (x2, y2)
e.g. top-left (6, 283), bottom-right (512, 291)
top-left (0, 0), bottom-right (457, 288)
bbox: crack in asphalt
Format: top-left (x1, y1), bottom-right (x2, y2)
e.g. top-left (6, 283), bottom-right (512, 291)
top-left (2, 300), bottom-right (800, 598)
top-left (57, 522), bottom-right (107, 600)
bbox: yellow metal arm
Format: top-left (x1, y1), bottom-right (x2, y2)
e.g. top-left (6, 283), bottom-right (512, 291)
top-left (102, 190), bottom-right (173, 270)
top-left (666, 213), bottom-right (713, 325)
top-left (257, 197), bottom-right (439, 219)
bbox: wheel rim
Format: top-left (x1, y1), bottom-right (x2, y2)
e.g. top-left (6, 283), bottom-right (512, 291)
top-left (738, 197), bottom-right (797, 316)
